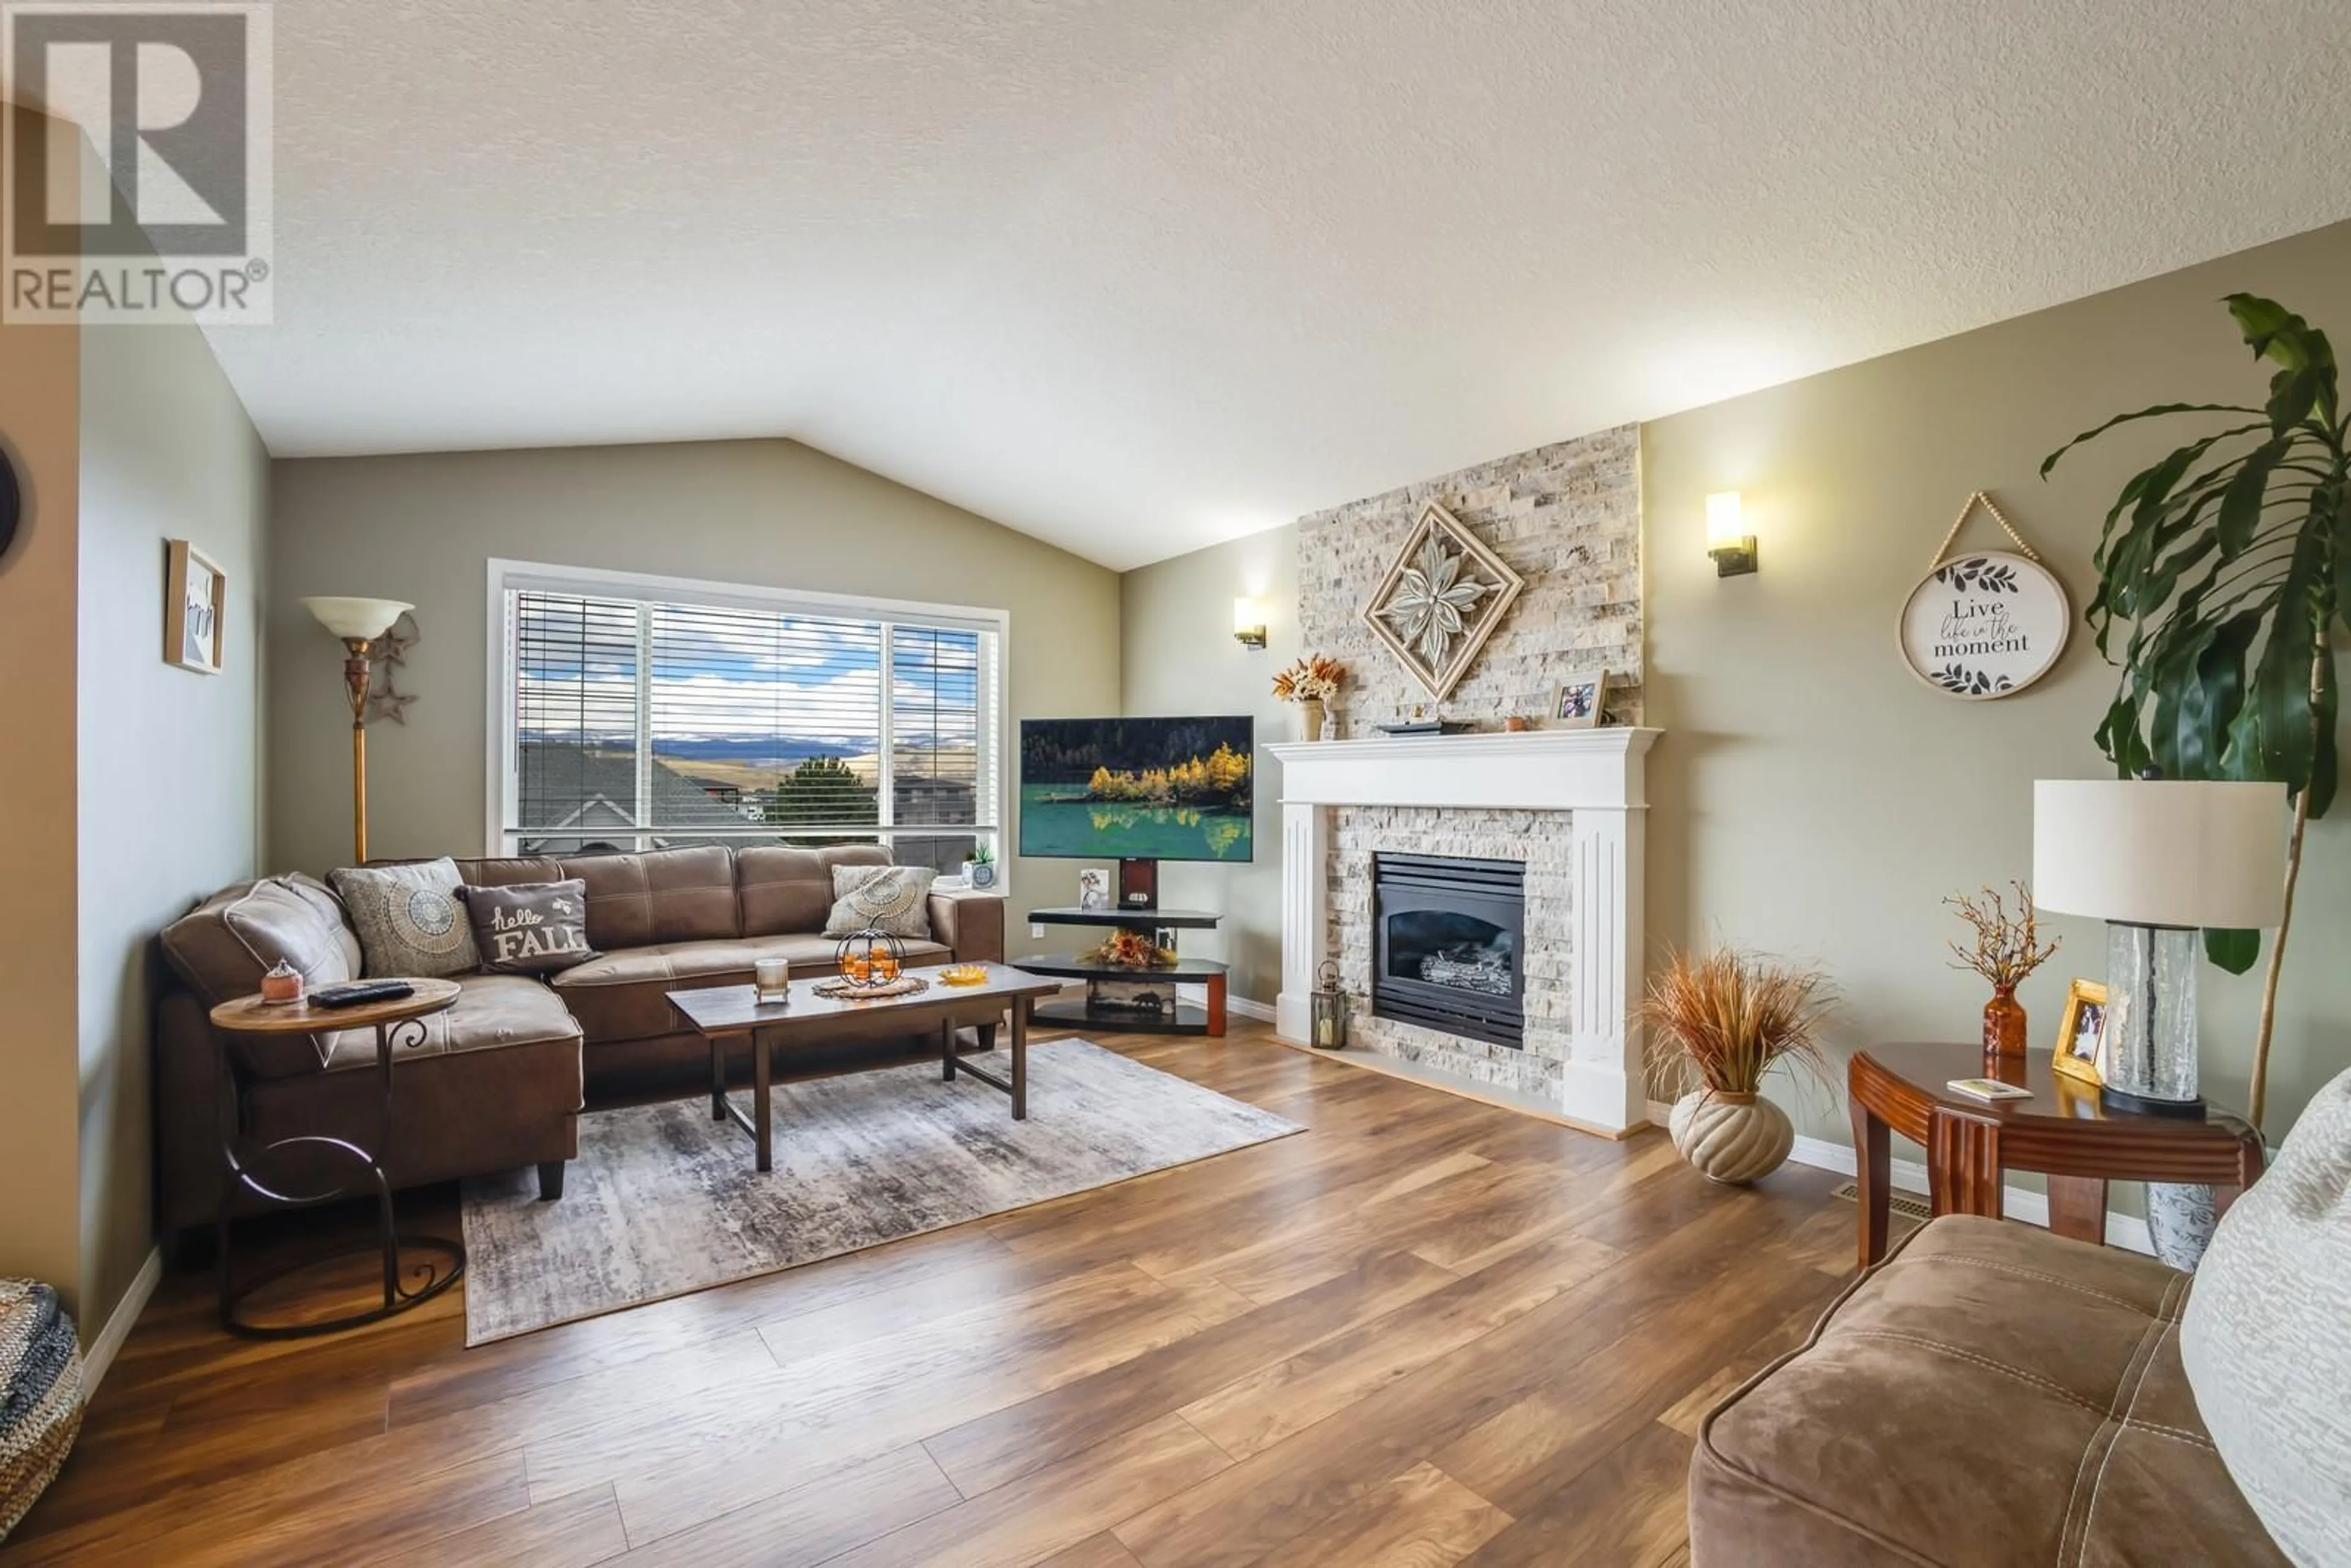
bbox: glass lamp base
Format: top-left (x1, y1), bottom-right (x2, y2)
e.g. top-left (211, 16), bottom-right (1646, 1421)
top-left (2102, 922), bottom-right (2201, 1109)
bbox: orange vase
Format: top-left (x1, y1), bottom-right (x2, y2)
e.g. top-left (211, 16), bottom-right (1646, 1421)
top-left (1982, 984), bottom-right (2027, 1075)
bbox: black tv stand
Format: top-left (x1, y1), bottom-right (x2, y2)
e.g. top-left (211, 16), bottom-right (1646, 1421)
top-left (1017, 903), bottom-right (1227, 1037)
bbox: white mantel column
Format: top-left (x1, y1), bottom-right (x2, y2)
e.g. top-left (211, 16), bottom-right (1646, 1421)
top-left (1564, 805), bottom-right (1646, 1131)
top-left (1274, 801), bottom-right (1330, 1043)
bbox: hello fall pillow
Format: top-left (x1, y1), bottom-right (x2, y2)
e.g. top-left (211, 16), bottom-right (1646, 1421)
top-left (457, 879), bottom-right (597, 975)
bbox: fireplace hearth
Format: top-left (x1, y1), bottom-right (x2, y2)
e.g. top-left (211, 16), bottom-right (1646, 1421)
top-left (1371, 852), bottom-right (1526, 1049)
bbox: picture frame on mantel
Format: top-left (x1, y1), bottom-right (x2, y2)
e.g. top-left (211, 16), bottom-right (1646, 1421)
top-left (1553, 669), bottom-right (1611, 729)
top-left (164, 538), bottom-right (226, 674)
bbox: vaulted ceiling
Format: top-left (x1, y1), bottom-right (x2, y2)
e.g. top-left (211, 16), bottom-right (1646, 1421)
top-left (216, 0), bottom-right (2351, 569)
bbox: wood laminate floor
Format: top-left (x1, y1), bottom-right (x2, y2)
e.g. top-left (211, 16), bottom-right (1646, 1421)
top-left (2, 1024), bottom-right (1862, 1567)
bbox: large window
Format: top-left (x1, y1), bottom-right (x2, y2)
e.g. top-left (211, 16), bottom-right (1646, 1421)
top-left (492, 561), bottom-right (1003, 876)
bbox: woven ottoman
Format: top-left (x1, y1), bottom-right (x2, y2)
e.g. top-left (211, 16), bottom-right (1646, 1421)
top-left (0, 1280), bottom-right (82, 1543)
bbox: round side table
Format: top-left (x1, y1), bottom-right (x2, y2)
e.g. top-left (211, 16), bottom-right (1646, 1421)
top-left (1847, 1042), bottom-right (2265, 1272)
top-left (208, 980), bottom-right (467, 1338)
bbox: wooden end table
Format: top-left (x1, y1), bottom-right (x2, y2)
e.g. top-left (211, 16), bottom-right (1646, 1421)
top-left (667, 962), bottom-right (1063, 1172)
top-left (207, 980), bottom-right (468, 1337)
top-left (1847, 1041), bottom-right (2265, 1270)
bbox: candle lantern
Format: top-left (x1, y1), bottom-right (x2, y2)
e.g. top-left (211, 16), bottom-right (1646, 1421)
top-left (832, 928), bottom-right (907, 991)
top-left (1310, 960), bottom-right (1349, 1049)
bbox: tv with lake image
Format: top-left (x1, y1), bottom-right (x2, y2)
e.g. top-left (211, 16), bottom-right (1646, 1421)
top-left (1019, 716), bottom-right (1254, 863)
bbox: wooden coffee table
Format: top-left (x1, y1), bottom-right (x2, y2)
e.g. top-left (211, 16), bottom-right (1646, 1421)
top-left (667, 962), bottom-right (1063, 1172)
top-left (1848, 1041), bottom-right (2266, 1270)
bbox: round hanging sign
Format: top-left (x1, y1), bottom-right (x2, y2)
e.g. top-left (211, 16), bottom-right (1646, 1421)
top-left (1897, 550), bottom-right (2070, 699)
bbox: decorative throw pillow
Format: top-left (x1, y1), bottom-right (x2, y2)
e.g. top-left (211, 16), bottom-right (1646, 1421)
top-left (822, 864), bottom-right (934, 939)
top-left (327, 858), bottom-right (481, 978)
top-left (458, 880), bottom-right (596, 975)
top-left (2180, 1067), bottom-right (2351, 1565)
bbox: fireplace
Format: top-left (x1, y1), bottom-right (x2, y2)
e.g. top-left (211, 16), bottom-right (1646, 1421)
top-left (1371, 852), bottom-right (1526, 1049)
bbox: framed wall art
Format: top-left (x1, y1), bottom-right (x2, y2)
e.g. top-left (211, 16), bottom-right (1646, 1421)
top-left (1897, 492), bottom-right (2069, 700)
top-left (1362, 502), bottom-right (1526, 699)
top-left (165, 538), bottom-right (226, 674)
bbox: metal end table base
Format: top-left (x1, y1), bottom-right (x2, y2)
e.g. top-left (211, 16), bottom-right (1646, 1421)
top-left (220, 1236), bottom-right (463, 1340)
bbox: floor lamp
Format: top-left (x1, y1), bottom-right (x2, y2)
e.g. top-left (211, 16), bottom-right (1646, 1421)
top-left (303, 596), bottom-right (414, 865)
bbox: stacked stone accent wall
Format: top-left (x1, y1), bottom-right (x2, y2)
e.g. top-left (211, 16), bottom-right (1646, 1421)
top-left (1296, 425), bottom-right (1641, 732)
top-left (1296, 426), bottom-right (1639, 1100)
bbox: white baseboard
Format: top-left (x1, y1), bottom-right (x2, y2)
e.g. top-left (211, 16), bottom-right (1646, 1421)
top-left (1787, 1134), bottom-right (2154, 1256)
top-left (1226, 994), bottom-right (1276, 1024)
top-left (82, 1246), bottom-right (161, 1397)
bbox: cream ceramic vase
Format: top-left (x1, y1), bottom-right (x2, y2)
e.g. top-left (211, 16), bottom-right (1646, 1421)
top-left (1299, 698), bottom-right (1327, 741)
top-left (1670, 1090), bottom-right (1794, 1185)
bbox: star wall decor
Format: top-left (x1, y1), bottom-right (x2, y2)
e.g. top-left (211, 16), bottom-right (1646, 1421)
top-left (1360, 502), bottom-right (1525, 699)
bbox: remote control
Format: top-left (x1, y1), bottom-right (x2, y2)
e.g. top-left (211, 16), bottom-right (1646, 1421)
top-left (310, 980), bottom-right (418, 1009)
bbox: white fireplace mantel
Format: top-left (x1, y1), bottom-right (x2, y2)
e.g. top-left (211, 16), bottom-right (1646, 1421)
top-left (1269, 727), bottom-right (1660, 1134)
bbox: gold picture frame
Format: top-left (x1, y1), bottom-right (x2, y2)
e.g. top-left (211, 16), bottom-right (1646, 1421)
top-left (1553, 669), bottom-right (1611, 729)
top-left (165, 538), bottom-right (226, 674)
top-left (2052, 977), bottom-right (2107, 1086)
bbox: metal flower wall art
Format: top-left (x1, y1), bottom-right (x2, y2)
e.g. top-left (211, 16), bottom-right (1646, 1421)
top-left (1362, 503), bottom-right (1526, 698)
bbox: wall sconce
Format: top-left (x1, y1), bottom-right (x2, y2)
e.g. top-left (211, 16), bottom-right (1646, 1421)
top-left (1706, 491), bottom-right (1758, 577)
top-left (1232, 597), bottom-right (1268, 649)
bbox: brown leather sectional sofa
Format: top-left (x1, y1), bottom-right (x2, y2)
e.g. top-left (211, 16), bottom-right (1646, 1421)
top-left (156, 844), bottom-right (1004, 1248)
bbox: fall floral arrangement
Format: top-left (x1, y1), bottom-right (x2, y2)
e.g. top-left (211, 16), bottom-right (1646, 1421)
top-left (1079, 928), bottom-right (1179, 970)
top-left (1944, 882), bottom-right (2059, 989)
top-left (1270, 653), bottom-right (1345, 704)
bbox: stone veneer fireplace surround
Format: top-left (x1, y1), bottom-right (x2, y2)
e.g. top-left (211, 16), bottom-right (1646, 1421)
top-left (1270, 729), bottom-right (1658, 1135)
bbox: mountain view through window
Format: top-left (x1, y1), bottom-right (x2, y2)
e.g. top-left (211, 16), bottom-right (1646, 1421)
top-left (505, 585), bottom-right (998, 875)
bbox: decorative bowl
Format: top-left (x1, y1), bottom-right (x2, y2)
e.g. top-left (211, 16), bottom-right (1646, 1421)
top-left (939, 964), bottom-right (989, 986)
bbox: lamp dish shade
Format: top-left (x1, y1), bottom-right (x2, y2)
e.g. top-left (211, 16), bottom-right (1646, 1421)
top-left (2033, 779), bottom-right (2286, 929)
top-left (303, 596), bottom-right (412, 641)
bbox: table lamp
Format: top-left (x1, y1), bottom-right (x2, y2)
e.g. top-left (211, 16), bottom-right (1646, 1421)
top-left (2032, 778), bottom-right (2285, 1116)
top-left (303, 596), bottom-right (414, 865)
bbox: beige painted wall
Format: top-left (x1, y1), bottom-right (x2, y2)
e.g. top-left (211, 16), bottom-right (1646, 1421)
top-left (267, 440), bottom-right (1122, 910)
top-left (76, 319), bottom-right (269, 1330)
top-left (0, 310), bottom-right (83, 1306)
top-left (1646, 219), bottom-right (2351, 1149)
top-left (1117, 525), bottom-right (1299, 1004)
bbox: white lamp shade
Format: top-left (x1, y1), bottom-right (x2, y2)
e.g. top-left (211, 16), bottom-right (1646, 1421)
top-left (1704, 491), bottom-right (1745, 548)
top-left (303, 596), bottom-right (412, 641)
top-left (2033, 778), bottom-right (2287, 929)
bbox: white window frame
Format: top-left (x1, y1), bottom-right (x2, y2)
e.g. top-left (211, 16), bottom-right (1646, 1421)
top-left (486, 558), bottom-right (1008, 879)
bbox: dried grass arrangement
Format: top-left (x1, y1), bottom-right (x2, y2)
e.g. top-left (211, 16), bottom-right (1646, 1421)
top-left (1641, 947), bottom-right (1832, 1102)
top-left (1641, 948), bottom-right (1832, 1185)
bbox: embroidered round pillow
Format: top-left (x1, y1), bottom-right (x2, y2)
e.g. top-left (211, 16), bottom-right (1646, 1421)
top-left (328, 857), bottom-right (482, 978)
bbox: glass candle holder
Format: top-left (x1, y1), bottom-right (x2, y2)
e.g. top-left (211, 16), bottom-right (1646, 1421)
top-left (753, 955), bottom-right (790, 1002)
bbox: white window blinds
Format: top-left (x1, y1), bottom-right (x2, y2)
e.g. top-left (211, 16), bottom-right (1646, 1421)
top-left (501, 572), bottom-right (1001, 874)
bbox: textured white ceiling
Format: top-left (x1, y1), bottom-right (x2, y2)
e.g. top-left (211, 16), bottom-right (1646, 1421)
top-left (220, 0), bottom-right (2351, 569)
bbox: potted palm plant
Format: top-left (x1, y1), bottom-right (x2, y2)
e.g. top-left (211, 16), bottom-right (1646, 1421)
top-left (1643, 948), bottom-right (1832, 1184)
top-left (2042, 295), bottom-right (2345, 1134)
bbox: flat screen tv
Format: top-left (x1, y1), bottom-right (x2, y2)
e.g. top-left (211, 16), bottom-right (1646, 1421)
top-left (1019, 716), bottom-right (1254, 863)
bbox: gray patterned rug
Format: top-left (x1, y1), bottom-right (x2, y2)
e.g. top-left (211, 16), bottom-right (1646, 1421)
top-left (459, 1038), bottom-right (1302, 1345)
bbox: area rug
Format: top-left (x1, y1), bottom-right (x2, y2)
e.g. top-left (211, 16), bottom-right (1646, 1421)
top-left (459, 1037), bottom-right (1302, 1344)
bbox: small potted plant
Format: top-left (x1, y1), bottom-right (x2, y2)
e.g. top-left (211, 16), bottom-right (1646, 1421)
top-left (960, 842), bottom-right (998, 890)
top-left (1272, 653), bottom-right (1346, 741)
top-left (1643, 948), bottom-right (1831, 1184)
top-left (1945, 882), bottom-right (2058, 1064)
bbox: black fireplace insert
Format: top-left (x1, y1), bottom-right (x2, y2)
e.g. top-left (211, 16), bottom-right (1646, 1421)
top-left (1371, 852), bottom-right (1526, 1049)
